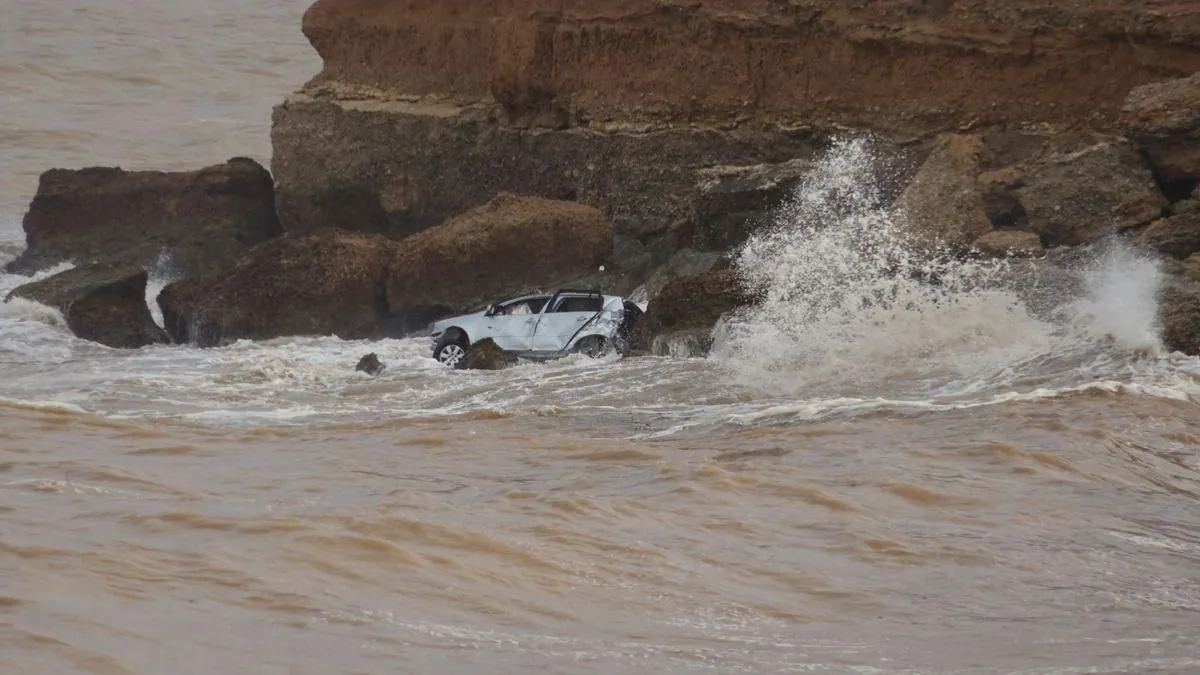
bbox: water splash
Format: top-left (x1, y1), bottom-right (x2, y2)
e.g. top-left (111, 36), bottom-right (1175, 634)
top-left (709, 136), bottom-right (1169, 400)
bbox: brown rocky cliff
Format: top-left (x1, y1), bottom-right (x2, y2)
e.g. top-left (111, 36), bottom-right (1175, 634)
top-left (300, 0), bottom-right (1200, 133)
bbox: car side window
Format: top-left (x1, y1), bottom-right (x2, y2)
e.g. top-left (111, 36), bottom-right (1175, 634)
top-left (551, 295), bottom-right (603, 313)
top-left (501, 297), bottom-right (549, 315)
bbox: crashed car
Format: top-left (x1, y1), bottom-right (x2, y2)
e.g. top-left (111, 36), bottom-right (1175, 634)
top-left (428, 289), bottom-right (644, 367)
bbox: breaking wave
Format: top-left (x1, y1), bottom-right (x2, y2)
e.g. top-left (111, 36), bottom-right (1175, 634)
top-left (709, 137), bottom-right (1175, 401)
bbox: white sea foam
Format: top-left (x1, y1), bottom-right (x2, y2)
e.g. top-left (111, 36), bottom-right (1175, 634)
top-left (708, 136), bottom-right (1183, 406)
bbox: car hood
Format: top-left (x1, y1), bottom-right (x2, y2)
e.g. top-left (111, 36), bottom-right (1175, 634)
top-left (429, 311), bottom-right (486, 333)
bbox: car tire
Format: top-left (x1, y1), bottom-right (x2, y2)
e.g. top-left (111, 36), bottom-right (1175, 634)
top-left (433, 334), bottom-right (469, 368)
top-left (572, 335), bottom-right (606, 358)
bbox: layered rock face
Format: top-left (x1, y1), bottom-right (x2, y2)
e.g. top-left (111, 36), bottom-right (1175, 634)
top-left (273, 0), bottom-right (1200, 262)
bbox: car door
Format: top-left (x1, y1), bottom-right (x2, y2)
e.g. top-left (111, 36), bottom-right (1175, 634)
top-left (483, 297), bottom-right (546, 352)
top-left (530, 294), bottom-right (605, 352)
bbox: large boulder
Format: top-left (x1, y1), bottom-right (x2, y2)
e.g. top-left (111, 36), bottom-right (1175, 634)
top-left (1159, 278), bottom-right (1200, 356)
top-left (5, 262), bottom-right (168, 349)
top-left (384, 194), bottom-right (614, 330)
top-left (157, 229), bottom-right (397, 347)
top-left (1121, 72), bottom-right (1200, 185)
top-left (1135, 210), bottom-right (1200, 261)
top-left (5, 157), bottom-right (282, 278)
top-left (896, 134), bottom-right (993, 248)
top-left (1016, 141), bottom-right (1166, 246)
top-left (680, 159), bottom-right (812, 252)
top-left (630, 269), bottom-right (754, 356)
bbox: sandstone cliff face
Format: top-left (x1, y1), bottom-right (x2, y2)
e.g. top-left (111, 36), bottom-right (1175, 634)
top-left (299, 0), bottom-right (1200, 133)
top-left (274, 0), bottom-right (1200, 264)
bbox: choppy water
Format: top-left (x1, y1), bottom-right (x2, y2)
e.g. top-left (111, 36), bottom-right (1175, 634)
top-left (3, 2), bottom-right (1200, 674)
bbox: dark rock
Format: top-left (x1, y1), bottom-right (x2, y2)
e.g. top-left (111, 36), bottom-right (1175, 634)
top-left (632, 248), bottom-right (726, 306)
top-left (1135, 210), bottom-right (1200, 261)
top-left (385, 193), bottom-right (614, 331)
top-left (271, 95), bottom-right (830, 248)
top-left (355, 352), bottom-right (385, 376)
top-left (5, 262), bottom-right (168, 349)
top-left (630, 269), bottom-right (755, 355)
top-left (973, 230), bottom-right (1044, 258)
top-left (5, 157), bottom-right (281, 277)
top-left (1159, 277), bottom-right (1200, 356)
top-left (157, 229), bottom-right (397, 347)
top-left (1017, 140), bottom-right (1166, 246)
top-left (1120, 72), bottom-right (1200, 184)
top-left (896, 134), bottom-right (993, 248)
top-left (458, 337), bottom-right (518, 371)
top-left (685, 158), bottom-right (811, 252)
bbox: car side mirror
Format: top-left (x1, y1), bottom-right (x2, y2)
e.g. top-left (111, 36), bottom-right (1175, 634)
top-left (485, 303), bottom-right (500, 317)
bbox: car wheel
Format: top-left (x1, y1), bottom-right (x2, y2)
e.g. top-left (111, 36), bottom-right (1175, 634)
top-left (572, 335), bottom-right (606, 358)
top-left (433, 335), bottom-right (468, 368)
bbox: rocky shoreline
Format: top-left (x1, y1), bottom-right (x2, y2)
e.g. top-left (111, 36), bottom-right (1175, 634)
top-left (5, 0), bottom-right (1200, 360)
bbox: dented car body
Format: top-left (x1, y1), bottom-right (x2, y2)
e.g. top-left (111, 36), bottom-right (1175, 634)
top-left (428, 289), bottom-right (643, 367)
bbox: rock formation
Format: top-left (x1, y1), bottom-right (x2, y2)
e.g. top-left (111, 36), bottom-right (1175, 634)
top-left (6, 157), bottom-right (281, 278)
top-left (157, 229), bottom-right (397, 347)
top-left (355, 352), bottom-right (386, 376)
top-left (385, 193), bottom-right (614, 332)
top-left (458, 338), bottom-right (519, 371)
top-left (273, 0), bottom-right (1200, 263)
top-left (630, 269), bottom-right (754, 356)
top-left (5, 262), bottom-right (169, 349)
top-left (1121, 72), bottom-right (1200, 187)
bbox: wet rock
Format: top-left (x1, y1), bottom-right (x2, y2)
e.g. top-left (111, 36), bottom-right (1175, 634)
top-left (1134, 210), bottom-right (1200, 261)
top-left (355, 352), bottom-right (385, 376)
top-left (631, 248), bottom-right (726, 307)
top-left (973, 230), bottom-right (1044, 258)
top-left (684, 159), bottom-right (812, 252)
top-left (5, 157), bottom-right (281, 277)
top-left (1120, 72), bottom-right (1200, 184)
top-left (385, 194), bottom-right (613, 331)
top-left (157, 229), bottom-right (397, 347)
top-left (896, 134), bottom-right (993, 248)
top-left (1185, 254), bottom-right (1200, 283)
top-left (630, 269), bottom-right (754, 356)
top-left (458, 338), bottom-right (518, 371)
top-left (1159, 277), bottom-right (1200, 356)
top-left (647, 328), bottom-right (716, 359)
top-left (5, 262), bottom-right (168, 349)
top-left (1017, 140), bottom-right (1166, 247)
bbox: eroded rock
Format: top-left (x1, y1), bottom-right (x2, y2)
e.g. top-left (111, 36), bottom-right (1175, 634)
top-left (157, 229), bottom-right (397, 347)
top-left (630, 269), bottom-right (754, 356)
top-left (355, 352), bottom-right (385, 376)
top-left (458, 338), bottom-right (518, 371)
top-left (6, 157), bottom-right (281, 277)
top-left (385, 194), bottom-right (613, 331)
top-left (1159, 277), bottom-right (1200, 356)
top-left (5, 262), bottom-right (168, 349)
top-left (1135, 210), bottom-right (1200, 261)
top-left (973, 230), bottom-right (1044, 258)
top-left (897, 134), bottom-right (993, 248)
top-left (1121, 72), bottom-right (1200, 185)
top-left (1017, 141), bottom-right (1166, 246)
top-left (684, 159), bottom-right (812, 252)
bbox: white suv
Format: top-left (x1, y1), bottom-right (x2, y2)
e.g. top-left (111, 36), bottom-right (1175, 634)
top-left (428, 289), bottom-right (644, 367)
